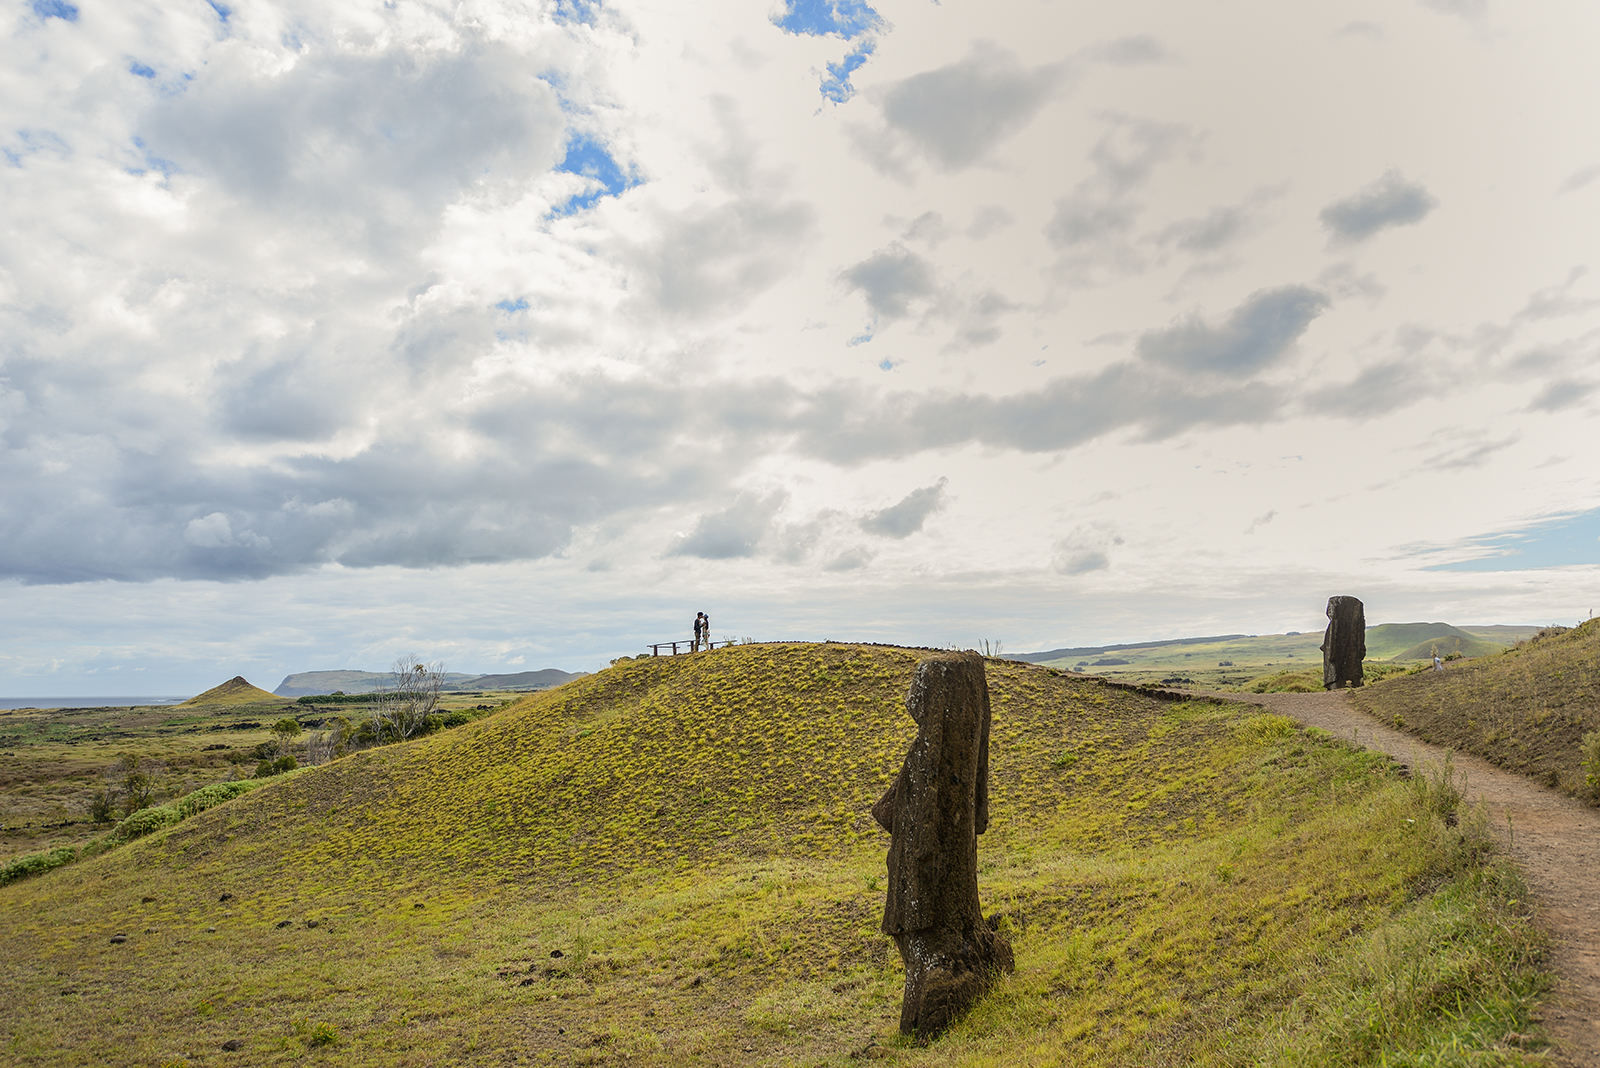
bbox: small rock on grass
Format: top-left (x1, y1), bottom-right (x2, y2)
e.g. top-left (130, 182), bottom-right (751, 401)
top-left (221, 1038), bottom-right (243, 1051)
top-left (109, 934), bottom-right (127, 944)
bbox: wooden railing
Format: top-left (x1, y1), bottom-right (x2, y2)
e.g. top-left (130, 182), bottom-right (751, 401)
top-left (648, 640), bottom-right (729, 656)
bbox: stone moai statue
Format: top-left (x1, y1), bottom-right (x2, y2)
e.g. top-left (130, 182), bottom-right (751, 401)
top-left (1321, 595), bottom-right (1367, 689)
top-left (871, 651), bottom-right (1015, 1041)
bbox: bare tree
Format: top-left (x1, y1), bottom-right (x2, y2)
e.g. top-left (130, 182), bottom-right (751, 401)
top-left (371, 655), bottom-right (445, 742)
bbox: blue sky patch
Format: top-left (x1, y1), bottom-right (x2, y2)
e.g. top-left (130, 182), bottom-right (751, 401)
top-left (495, 298), bottom-right (530, 314)
top-left (773, 0), bottom-right (882, 39)
top-left (206, 0), bottom-right (231, 22)
top-left (820, 41), bottom-right (874, 103)
top-left (128, 136), bottom-right (178, 178)
top-left (553, 134), bottom-right (635, 215)
top-left (32, 0), bottom-right (79, 20)
top-left (129, 62), bottom-right (156, 79)
top-left (1425, 506), bottom-right (1600, 571)
top-left (553, 0), bottom-right (599, 26)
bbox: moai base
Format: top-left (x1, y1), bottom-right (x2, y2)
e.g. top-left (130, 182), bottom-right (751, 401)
top-left (871, 651), bottom-right (1015, 1042)
top-left (1321, 595), bottom-right (1367, 689)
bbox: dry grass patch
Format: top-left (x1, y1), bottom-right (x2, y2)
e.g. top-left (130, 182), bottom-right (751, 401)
top-left (1351, 617), bottom-right (1600, 797)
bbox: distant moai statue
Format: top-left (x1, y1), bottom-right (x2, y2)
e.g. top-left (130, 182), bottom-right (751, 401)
top-left (871, 651), bottom-right (1015, 1041)
top-left (1320, 595), bottom-right (1367, 689)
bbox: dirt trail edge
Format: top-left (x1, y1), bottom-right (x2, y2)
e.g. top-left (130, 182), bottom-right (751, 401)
top-left (1200, 689), bottom-right (1600, 1066)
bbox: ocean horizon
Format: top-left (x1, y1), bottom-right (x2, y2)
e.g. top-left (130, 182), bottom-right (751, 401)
top-left (0, 696), bottom-right (189, 711)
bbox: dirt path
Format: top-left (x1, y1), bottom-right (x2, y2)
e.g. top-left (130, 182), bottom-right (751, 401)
top-left (1199, 689), bottom-right (1600, 1066)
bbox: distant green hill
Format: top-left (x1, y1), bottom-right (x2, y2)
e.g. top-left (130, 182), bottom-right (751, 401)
top-left (274, 667), bottom-right (583, 696)
top-left (1364, 623), bottom-right (1495, 660)
top-left (1388, 635), bottom-right (1505, 661)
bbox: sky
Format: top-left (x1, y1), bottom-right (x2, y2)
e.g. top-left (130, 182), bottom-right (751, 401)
top-left (2, 0), bottom-right (1598, 695)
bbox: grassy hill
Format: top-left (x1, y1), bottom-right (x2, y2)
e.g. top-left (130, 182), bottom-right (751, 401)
top-left (180, 676), bottom-right (288, 707)
top-left (1362, 623), bottom-right (1504, 661)
top-left (0, 644), bottom-right (1546, 1066)
top-left (1352, 619), bottom-right (1600, 798)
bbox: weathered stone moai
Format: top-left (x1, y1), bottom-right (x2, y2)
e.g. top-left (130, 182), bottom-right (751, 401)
top-left (871, 651), bottom-right (1015, 1041)
top-left (1321, 595), bottom-right (1367, 689)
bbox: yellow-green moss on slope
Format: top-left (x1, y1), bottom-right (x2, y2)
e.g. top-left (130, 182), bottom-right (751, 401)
top-left (0, 644), bottom-right (1546, 1067)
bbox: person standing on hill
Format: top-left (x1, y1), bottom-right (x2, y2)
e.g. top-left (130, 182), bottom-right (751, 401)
top-left (702, 611), bottom-right (711, 650)
top-left (691, 612), bottom-right (704, 652)
top-left (1433, 653), bottom-right (1444, 672)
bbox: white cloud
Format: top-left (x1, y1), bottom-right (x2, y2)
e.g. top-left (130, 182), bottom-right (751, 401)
top-left (4, 0), bottom-right (1600, 692)
top-left (184, 513), bottom-right (235, 548)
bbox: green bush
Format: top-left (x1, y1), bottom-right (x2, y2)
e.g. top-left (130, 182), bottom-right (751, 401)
top-left (421, 709), bottom-right (479, 734)
top-left (87, 789), bottom-right (117, 823)
top-left (1245, 670), bottom-right (1322, 694)
top-left (6, 778), bottom-right (263, 887)
top-left (1363, 661), bottom-right (1408, 684)
top-left (0, 845), bottom-right (79, 887)
top-left (1581, 731), bottom-right (1600, 803)
top-left (173, 779), bottom-right (259, 818)
top-left (114, 804), bottom-right (183, 840)
top-left (254, 754), bottom-right (297, 778)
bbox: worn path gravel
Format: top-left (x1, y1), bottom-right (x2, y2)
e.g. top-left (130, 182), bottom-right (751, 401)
top-left (1196, 688), bottom-right (1600, 1066)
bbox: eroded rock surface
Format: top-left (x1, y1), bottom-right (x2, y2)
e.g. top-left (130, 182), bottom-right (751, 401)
top-left (872, 651), bottom-right (1014, 1041)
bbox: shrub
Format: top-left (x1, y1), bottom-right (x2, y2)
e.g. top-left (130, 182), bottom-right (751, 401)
top-left (292, 1019), bottom-right (338, 1047)
top-left (1244, 670), bottom-right (1321, 694)
top-left (0, 845), bottom-right (78, 887)
top-left (87, 789), bottom-right (117, 823)
top-left (270, 718), bottom-right (303, 757)
top-left (254, 755), bottom-right (297, 779)
top-left (422, 709), bottom-right (478, 734)
top-left (173, 780), bottom-right (259, 818)
top-left (1363, 662), bottom-right (1407, 684)
top-left (114, 804), bottom-right (182, 841)
top-left (1581, 731), bottom-right (1600, 803)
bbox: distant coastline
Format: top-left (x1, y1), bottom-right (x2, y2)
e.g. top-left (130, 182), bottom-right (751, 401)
top-left (0, 696), bottom-right (188, 711)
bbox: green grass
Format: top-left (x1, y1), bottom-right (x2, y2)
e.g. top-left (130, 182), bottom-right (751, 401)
top-left (0, 644), bottom-right (1549, 1066)
top-left (0, 693), bottom-right (512, 862)
top-left (1352, 618), bottom-right (1600, 798)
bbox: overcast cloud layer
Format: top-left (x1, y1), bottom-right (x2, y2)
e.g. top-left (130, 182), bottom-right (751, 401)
top-left (2, 0), bottom-right (1598, 694)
